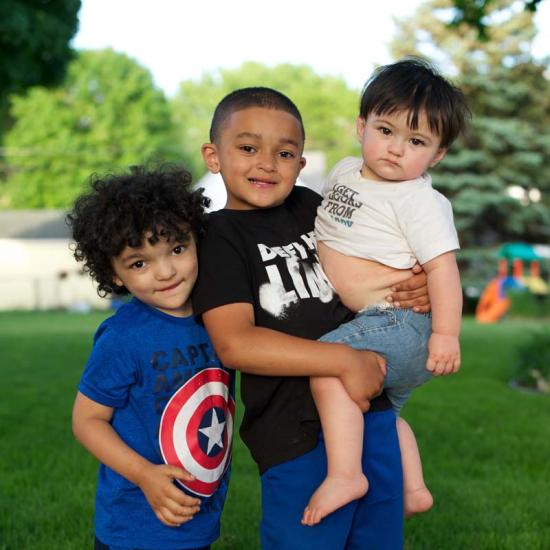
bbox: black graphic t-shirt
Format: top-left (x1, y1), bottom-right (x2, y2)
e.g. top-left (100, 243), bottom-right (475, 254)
top-left (193, 186), bottom-right (390, 473)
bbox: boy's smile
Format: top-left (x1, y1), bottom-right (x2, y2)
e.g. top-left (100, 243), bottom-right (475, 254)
top-left (111, 233), bottom-right (198, 317)
top-left (357, 110), bottom-right (447, 182)
top-left (202, 107), bottom-right (306, 210)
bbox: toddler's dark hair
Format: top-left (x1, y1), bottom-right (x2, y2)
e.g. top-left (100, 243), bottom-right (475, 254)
top-left (360, 57), bottom-right (470, 148)
top-left (67, 165), bottom-right (210, 296)
top-left (209, 86), bottom-right (305, 143)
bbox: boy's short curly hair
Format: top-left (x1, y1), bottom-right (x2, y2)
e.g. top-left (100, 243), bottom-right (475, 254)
top-left (67, 165), bottom-right (210, 297)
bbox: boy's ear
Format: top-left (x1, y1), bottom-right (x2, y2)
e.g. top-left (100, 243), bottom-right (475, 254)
top-left (201, 143), bottom-right (220, 173)
top-left (112, 275), bottom-right (124, 288)
top-left (299, 156), bottom-right (306, 171)
top-left (356, 117), bottom-right (366, 141)
top-left (429, 148), bottom-right (447, 168)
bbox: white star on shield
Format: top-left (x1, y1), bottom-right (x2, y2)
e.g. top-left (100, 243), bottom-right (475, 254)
top-left (198, 409), bottom-right (226, 455)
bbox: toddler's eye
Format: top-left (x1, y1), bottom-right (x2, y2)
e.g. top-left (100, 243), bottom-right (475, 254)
top-left (239, 145), bottom-right (256, 153)
top-left (411, 138), bottom-right (425, 146)
top-left (379, 127), bottom-right (391, 135)
top-left (131, 260), bottom-right (145, 269)
top-left (173, 245), bottom-right (185, 255)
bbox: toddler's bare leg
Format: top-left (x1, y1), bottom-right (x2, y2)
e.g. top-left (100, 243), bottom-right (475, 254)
top-left (301, 376), bottom-right (368, 526)
top-left (397, 417), bottom-right (433, 516)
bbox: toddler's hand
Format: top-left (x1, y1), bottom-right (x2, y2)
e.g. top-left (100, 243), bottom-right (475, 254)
top-left (426, 333), bottom-right (460, 376)
top-left (137, 463), bottom-right (201, 527)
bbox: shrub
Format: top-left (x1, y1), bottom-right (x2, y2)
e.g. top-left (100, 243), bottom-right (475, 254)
top-left (513, 328), bottom-right (550, 393)
top-left (509, 290), bottom-right (550, 319)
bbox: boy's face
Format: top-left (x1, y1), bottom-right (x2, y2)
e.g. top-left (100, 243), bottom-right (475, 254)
top-left (111, 233), bottom-right (198, 317)
top-left (202, 107), bottom-right (306, 210)
top-left (356, 110), bottom-right (447, 182)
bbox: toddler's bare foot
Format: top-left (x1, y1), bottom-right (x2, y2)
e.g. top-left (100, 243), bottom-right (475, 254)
top-left (301, 474), bottom-right (368, 526)
top-left (404, 486), bottom-right (433, 517)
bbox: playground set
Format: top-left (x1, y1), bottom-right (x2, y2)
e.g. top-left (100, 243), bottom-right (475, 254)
top-left (475, 243), bottom-right (549, 323)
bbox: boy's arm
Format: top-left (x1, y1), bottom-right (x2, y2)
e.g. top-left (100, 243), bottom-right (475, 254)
top-left (422, 251), bottom-right (462, 375)
top-left (72, 392), bottom-right (200, 527)
top-left (202, 302), bottom-right (386, 411)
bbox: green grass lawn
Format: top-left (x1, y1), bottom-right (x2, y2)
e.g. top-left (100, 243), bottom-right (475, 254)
top-left (0, 312), bottom-right (549, 549)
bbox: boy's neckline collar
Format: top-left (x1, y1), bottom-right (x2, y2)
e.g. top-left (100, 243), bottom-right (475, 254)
top-left (130, 297), bottom-right (196, 323)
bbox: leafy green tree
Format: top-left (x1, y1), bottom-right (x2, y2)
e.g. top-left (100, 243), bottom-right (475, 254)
top-left (171, 62), bottom-right (360, 179)
top-left (2, 49), bottom-right (182, 208)
top-left (391, 0), bottom-right (550, 246)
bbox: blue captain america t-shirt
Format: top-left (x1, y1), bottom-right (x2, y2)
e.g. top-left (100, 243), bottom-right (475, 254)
top-left (78, 298), bottom-right (234, 549)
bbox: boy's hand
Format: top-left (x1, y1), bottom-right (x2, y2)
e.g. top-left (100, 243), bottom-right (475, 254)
top-left (340, 350), bottom-right (387, 411)
top-left (426, 333), bottom-right (460, 376)
top-left (387, 264), bottom-right (430, 313)
top-left (137, 464), bottom-right (201, 527)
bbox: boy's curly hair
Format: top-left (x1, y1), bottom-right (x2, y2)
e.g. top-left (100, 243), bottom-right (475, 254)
top-left (67, 165), bottom-right (210, 297)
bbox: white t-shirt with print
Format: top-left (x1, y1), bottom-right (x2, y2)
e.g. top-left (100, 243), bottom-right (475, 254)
top-left (315, 156), bottom-right (459, 268)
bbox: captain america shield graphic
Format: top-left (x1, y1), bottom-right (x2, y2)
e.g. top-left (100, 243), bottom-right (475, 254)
top-left (159, 367), bottom-right (234, 497)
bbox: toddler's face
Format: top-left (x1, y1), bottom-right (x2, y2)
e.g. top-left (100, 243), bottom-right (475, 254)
top-left (356, 110), bottom-right (446, 182)
top-left (111, 232), bottom-right (198, 317)
top-left (202, 107), bottom-right (306, 210)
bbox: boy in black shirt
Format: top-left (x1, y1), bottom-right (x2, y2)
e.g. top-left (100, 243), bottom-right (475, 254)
top-left (193, 88), bottom-right (429, 549)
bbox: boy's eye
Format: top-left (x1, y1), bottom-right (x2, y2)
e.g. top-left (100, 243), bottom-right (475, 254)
top-left (279, 151), bottom-right (295, 159)
top-left (173, 245), bottom-right (185, 255)
top-left (410, 138), bottom-right (425, 146)
top-left (131, 260), bottom-right (145, 269)
top-left (239, 145), bottom-right (256, 153)
top-left (379, 127), bottom-right (391, 136)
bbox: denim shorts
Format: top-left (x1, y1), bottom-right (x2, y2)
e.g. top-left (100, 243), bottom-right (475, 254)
top-left (320, 306), bottom-right (433, 414)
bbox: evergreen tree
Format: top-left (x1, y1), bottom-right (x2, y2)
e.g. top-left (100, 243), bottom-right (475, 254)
top-left (391, 0), bottom-right (549, 246)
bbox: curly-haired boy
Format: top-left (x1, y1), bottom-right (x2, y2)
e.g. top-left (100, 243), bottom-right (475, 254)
top-left (68, 166), bottom-right (234, 550)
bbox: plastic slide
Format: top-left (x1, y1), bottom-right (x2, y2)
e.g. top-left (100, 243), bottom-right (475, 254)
top-left (524, 276), bottom-right (549, 295)
top-left (475, 278), bottom-right (511, 323)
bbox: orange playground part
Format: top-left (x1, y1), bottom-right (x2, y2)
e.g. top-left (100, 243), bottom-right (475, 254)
top-left (475, 278), bottom-right (511, 323)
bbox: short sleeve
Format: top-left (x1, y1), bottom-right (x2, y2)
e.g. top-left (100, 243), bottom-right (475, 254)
top-left (78, 326), bottom-right (138, 408)
top-left (192, 215), bottom-right (253, 316)
top-left (398, 188), bottom-right (460, 265)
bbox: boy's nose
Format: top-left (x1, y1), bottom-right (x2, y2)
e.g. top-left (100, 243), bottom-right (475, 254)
top-left (156, 260), bottom-right (176, 280)
top-left (388, 138), bottom-right (404, 156)
top-left (257, 152), bottom-right (276, 171)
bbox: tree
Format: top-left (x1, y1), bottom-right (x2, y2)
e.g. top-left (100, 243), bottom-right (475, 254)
top-left (391, 0), bottom-right (550, 246)
top-left (449, 0), bottom-right (544, 38)
top-left (0, 0), bottom-right (80, 124)
top-left (170, 62), bottom-right (360, 179)
top-left (2, 49), bottom-right (182, 208)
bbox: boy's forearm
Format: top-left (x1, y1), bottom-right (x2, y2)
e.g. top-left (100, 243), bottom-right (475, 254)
top-left (203, 304), bottom-right (355, 378)
top-left (72, 395), bottom-right (151, 487)
top-left (424, 252), bottom-right (462, 336)
top-left (76, 417), bottom-right (151, 484)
